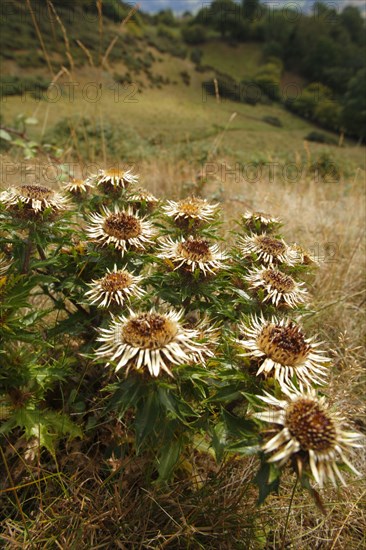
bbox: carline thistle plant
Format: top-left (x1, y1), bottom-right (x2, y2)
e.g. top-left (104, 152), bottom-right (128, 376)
top-left (0, 167), bottom-right (363, 500)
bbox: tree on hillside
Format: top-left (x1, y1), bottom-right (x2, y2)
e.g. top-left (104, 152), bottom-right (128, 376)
top-left (341, 68), bottom-right (366, 141)
top-left (154, 9), bottom-right (177, 26)
top-left (312, 1), bottom-right (337, 21)
top-left (203, 0), bottom-right (240, 38)
top-left (182, 24), bottom-right (207, 45)
top-left (340, 6), bottom-right (365, 45)
top-left (242, 0), bottom-right (261, 20)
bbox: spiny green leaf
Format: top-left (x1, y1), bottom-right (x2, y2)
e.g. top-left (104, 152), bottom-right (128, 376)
top-left (221, 409), bottom-right (255, 438)
top-left (211, 421), bottom-right (227, 463)
top-left (0, 129), bottom-right (11, 141)
top-left (255, 460), bottom-right (281, 505)
top-left (157, 437), bottom-right (182, 481)
top-left (12, 408), bottom-right (82, 455)
top-left (106, 377), bottom-right (145, 416)
top-left (135, 389), bottom-right (161, 451)
top-left (157, 386), bottom-right (197, 424)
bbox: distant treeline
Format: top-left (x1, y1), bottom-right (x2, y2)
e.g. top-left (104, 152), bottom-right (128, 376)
top-left (181, 0), bottom-right (365, 140)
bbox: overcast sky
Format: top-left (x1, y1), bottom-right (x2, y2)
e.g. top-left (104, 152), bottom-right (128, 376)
top-left (137, 0), bottom-right (366, 15)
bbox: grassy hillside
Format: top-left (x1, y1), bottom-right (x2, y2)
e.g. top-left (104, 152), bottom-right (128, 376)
top-left (0, 1), bottom-right (365, 178)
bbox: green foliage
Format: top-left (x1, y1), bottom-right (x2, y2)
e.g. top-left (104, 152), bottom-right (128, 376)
top-left (190, 47), bottom-right (203, 65)
top-left (309, 151), bottom-right (341, 182)
top-left (180, 70), bottom-right (191, 86)
top-left (313, 99), bottom-right (341, 132)
top-left (286, 82), bottom-right (341, 133)
top-left (305, 131), bottom-right (337, 146)
top-left (182, 24), bottom-right (207, 45)
top-left (340, 6), bottom-right (365, 45)
top-left (157, 24), bottom-right (176, 40)
top-left (207, 0), bottom-right (239, 37)
top-left (253, 60), bottom-right (283, 100)
top-left (341, 68), bottom-right (366, 141)
top-left (154, 9), bottom-right (177, 27)
top-left (242, 0), bottom-right (261, 20)
top-left (0, 76), bottom-right (50, 98)
top-left (262, 116), bottom-right (282, 128)
top-left (203, 72), bottom-right (263, 105)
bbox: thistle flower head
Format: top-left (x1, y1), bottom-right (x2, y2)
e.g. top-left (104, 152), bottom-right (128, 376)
top-left (96, 308), bottom-right (213, 377)
top-left (238, 315), bottom-right (330, 390)
top-left (163, 196), bottom-right (219, 226)
top-left (64, 177), bottom-right (94, 194)
top-left (127, 187), bottom-right (159, 209)
top-left (245, 265), bottom-right (308, 308)
top-left (254, 388), bottom-right (363, 487)
top-left (158, 235), bottom-right (227, 276)
top-left (85, 265), bottom-right (145, 308)
top-left (86, 206), bottom-right (156, 255)
top-left (242, 210), bottom-right (281, 230)
top-left (94, 168), bottom-right (139, 190)
top-left (291, 243), bottom-right (320, 266)
top-left (0, 184), bottom-right (68, 216)
top-left (239, 233), bottom-right (297, 265)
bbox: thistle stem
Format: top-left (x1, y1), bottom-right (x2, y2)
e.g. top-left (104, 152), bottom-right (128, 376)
top-left (37, 243), bottom-right (47, 261)
top-left (281, 474), bottom-right (299, 550)
top-left (21, 234), bottom-right (34, 274)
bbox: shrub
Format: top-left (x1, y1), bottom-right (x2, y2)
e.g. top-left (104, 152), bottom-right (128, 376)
top-left (262, 40), bottom-right (284, 59)
top-left (253, 61), bottom-right (282, 100)
top-left (203, 73), bottom-right (242, 103)
top-left (180, 70), bottom-right (191, 86)
top-left (182, 24), bottom-right (207, 45)
top-left (313, 99), bottom-right (341, 132)
top-left (157, 25), bottom-right (176, 40)
top-left (190, 48), bottom-right (203, 65)
top-left (309, 151), bottom-right (341, 181)
top-left (305, 131), bottom-right (337, 145)
top-left (286, 82), bottom-right (342, 132)
top-left (262, 115), bottom-right (283, 127)
top-left (341, 68), bottom-right (366, 141)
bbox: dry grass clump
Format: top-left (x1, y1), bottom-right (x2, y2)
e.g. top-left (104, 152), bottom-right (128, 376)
top-left (257, 475), bottom-right (366, 549)
top-left (2, 443), bottom-right (258, 549)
